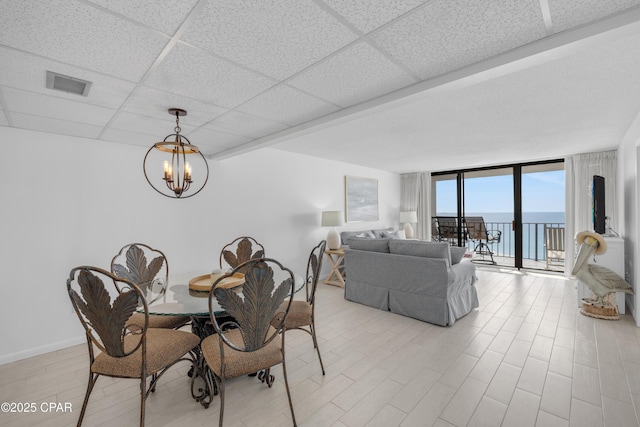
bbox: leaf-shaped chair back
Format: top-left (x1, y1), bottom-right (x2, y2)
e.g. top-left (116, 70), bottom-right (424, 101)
top-left (67, 266), bottom-right (147, 358)
top-left (219, 236), bottom-right (265, 272)
top-left (209, 258), bottom-right (294, 352)
top-left (111, 243), bottom-right (168, 304)
top-left (305, 240), bottom-right (326, 304)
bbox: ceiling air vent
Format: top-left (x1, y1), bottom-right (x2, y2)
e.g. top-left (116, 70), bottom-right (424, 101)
top-left (46, 71), bottom-right (92, 96)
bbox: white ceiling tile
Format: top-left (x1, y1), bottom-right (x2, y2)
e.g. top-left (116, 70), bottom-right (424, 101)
top-left (100, 128), bottom-right (156, 148)
top-left (145, 42), bottom-right (277, 109)
top-left (548, 0), bottom-right (640, 33)
top-left (181, 0), bottom-right (359, 79)
top-left (188, 126), bottom-right (252, 156)
top-left (0, 0), bottom-right (169, 81)
top-left (207, 111), bottom-right (289, 139)
top-left (372, 0), bottom-right (547, 79)
top-left (86, 0), bottom-right (200, 35)
top-left (3, 87), bottom-right (116, 126)
top-left (10, 112), bottom-right (102, 139)
top-left (275, 33), bottom-right (640, 172)
top-left (0, 46), bottom-right (136, 110)
top-left (323, 0), bottom-right (427, 33)
top-left (237, 85), bottom-right (341, 126)
top-left (122, 86), bottom-right (229, 127)
top-left (108, 111), bottom-right (197, 138)
top-left (288, 41), bottom-right (417, 107)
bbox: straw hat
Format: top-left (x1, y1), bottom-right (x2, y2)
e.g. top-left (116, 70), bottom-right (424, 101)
top-left (575, 231), bottom-right (607, 255)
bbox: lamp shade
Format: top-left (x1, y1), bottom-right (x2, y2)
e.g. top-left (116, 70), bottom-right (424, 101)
top-left (399, 211), bottom-right (418, 223)
top-left (321, 211), bottom-right (344, 227)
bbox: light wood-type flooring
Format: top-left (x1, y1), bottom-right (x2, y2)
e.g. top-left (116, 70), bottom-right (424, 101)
top-left (2, 267), bottom-right (640, 426)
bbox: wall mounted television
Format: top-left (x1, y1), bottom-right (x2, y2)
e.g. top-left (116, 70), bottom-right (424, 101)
top-left (592, 175), bottom-right (605, 234)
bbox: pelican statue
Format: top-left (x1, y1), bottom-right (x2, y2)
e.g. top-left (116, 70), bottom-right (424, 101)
top-left (572, 231), bottom-right (633, 319)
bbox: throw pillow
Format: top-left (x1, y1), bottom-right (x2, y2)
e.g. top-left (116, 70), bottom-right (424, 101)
top-left (382, 230), bottom-right (406, 239)
top-left (347, 237), bottom-right (391, 253)
top-left (450, 246), bottom-right (467, 264)
top-left (372, 227), bottom-right (395, 238)
top-left (355, 231), bottom-right (376, 239)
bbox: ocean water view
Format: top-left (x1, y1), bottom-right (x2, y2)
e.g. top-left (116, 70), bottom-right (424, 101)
top-left (435, 211), bottom-right (566, 261)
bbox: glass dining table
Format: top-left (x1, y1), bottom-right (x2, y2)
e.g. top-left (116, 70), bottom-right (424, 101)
top-left (144, 270), bottom-right (304, 408)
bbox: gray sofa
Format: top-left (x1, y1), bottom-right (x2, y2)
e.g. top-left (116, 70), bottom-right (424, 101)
top-left (344, 238), bottom-right (478, 326)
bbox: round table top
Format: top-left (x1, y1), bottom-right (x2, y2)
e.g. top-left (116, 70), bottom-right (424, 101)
top-left (146, 270), bottom-right (303, 317)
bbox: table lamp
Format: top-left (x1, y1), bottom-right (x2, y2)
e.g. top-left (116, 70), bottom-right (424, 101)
top-left (321, 211), bottom-right (344, 250)
top-left (399, 211), bottom-right (418, 239)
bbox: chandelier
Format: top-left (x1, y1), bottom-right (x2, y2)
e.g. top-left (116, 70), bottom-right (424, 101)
top-left (143, 108), bottom-right (209, 199)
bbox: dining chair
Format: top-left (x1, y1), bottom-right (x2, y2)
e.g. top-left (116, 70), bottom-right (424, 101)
top-left (219, 236), bottom-right (265, 272)
top-left (273, 240), bottom-right (327, 374)
top-left (201, 258), bottom-right (297, 426)
top-left (111, 243), bottom-right (189, 329)
top-left (67, 266), bottom-right (200, 427)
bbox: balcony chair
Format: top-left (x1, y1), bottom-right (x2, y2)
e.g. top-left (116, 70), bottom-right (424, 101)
top-left (434, 216), bottom-right (462, 244)
top-left (273, 240), bottom-right (327, 374)
top-left (219, 236), bottom-right (265, 272)
top-left (464, 216), bottom-right (502, 264)
top-left (67, 266), bottom-right (199, 427)
top-left (111, 243), bottom-right (189, 330)
top-left (545, 225), bottom-right (565, 270)
top-left (201, 258), bottom-right (297, 426)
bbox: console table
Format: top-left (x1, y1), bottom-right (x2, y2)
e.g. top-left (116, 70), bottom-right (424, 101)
top-left (323, 248), bottom-right (346, 287)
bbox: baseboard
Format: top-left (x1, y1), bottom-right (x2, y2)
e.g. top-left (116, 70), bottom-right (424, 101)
top-left (0, 336), bottom-right (85, 365)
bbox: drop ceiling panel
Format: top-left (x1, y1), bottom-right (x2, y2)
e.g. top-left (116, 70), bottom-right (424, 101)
top-left (2, 1), bottom-right (640, 174)
top-left (322, 0), bottom-right (427, 33)
top-left (275, 32), bottom-right (640, 172)
top-left (86, 0), bottom-right (200, 35)
top-left (548, 0), bottom-right (640, 32)
top-left (108, 111), bottom-right (197, 137)
top-left (372, 0), bottom-right (548, 79)
top-left (10, 112), bottom-right (102, 139)
top-left (2, 87), bottom-right (116, 126)
top-left (0, 0), bottom-right (169, 81)
top-left (0, 47), bottom-right (136, 109)
top-left (180, 0), bottom-right (359, 79)
top-left (101, 128), bottom-right (157, 147)
top-left (144, 42), bottom-right (276, 109)
top-left (237, 84), bottom-right (340, 126)
top-left (122, 86), bottom-right (228, 127)
top-left (208, 110), bottom-right (289, 139)
top-left (188, 126), bottom-right (252, 155)
top-left (288, 41), bottom-right (417, 107)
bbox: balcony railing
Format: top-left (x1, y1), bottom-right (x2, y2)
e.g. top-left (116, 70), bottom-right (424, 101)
top-left (461, 221), bottom-right (565, 269)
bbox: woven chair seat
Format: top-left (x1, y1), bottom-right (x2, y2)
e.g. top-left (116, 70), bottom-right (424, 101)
top-left (201, 327), bottom-right (282, 379)
top-left (277, 300), bottom-right (312, 329)
top-left (128, 312), bottom-right (189, 330)
top-left (92, 328), bottom-right (199, 378)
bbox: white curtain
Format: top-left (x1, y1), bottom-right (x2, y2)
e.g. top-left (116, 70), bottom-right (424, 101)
top-left (401, 172), bottom-right (431, 240)
top-left (565, 150), bottom-right (618, 276)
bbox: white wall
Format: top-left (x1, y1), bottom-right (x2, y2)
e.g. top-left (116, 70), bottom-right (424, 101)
top-left (0, 126), bottom-right (400, 364)
top-left (619, 112), bottom-right (640, 325)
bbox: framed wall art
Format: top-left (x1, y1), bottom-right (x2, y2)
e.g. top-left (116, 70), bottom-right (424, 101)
top-left (345, 176), bottom-right (379, 222)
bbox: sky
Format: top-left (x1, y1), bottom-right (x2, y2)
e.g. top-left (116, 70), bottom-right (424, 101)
top-left (436, 170), bottom-right (565, 214)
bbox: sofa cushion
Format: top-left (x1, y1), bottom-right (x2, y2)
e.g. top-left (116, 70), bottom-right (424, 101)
top-left (388, 240), bottom-right (451, 265)
top-left (372, 227), bottom-right (395, 238)
top-left (450, 246), bottom-right (467, 264)
top-left (347, 237), bottom-right (390, 253)
top-left (382, 229), bottom-right (406, 239)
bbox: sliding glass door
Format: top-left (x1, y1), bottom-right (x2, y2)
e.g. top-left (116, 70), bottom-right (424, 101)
top-left (432, 160), bottom-right (564, 271)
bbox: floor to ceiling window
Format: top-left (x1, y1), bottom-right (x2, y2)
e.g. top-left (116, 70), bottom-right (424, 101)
top-left (432, 160), bottom-right (564, 271)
